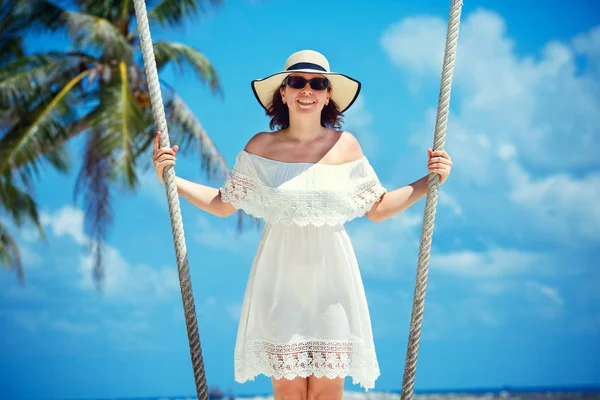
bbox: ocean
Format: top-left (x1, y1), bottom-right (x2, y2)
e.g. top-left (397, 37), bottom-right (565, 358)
top-left (73, 387), bottom-right (600, 400)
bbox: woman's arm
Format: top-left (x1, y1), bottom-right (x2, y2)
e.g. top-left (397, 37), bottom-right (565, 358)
top-left (366, 148), bottom-right (453, 223)
top-left (365, 176), bottom-right (429, 222)
top-left (175, 177), bottom-right (237, 218)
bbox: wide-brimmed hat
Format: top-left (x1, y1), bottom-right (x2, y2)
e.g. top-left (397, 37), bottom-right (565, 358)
top-left (251, 50), bottom-right (361, 113)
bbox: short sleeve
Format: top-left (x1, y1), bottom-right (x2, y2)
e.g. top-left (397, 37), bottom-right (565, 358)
top-left (219, 152), bottom-right (261, 215)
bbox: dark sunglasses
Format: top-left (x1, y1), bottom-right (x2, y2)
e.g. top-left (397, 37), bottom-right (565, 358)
top-left (283, 75), bottom-right (330, 91)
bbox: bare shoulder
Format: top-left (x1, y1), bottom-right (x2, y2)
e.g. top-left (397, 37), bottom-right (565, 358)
top-left (337, 131), bottom-right (364, 162)
top-left (244, 131), bottom-right (273, 156)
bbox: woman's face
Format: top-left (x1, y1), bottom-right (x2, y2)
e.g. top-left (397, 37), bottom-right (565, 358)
top-left (280, 73), bottom-right (331, 115)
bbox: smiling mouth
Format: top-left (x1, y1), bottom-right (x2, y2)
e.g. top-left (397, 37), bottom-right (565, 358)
top-left (297, 99), bottom-right (316, 105)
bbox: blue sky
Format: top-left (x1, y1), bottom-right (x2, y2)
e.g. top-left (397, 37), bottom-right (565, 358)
top-left (2, 0), bottom-right (600, 399)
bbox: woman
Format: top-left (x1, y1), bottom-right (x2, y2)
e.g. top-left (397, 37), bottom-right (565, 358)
top-left (152, 50), bottom-right (452, 400)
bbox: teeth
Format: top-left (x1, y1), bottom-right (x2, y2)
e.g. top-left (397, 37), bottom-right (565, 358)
top-left (298, 99), bottom-right (314, 104)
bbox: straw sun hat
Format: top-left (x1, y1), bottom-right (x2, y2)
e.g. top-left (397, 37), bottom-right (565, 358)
top-left (251, 50), bottom-right (361, 114)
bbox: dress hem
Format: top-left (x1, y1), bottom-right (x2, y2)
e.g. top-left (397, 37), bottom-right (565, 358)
top-left (234, 339), bottom-right (380, 391)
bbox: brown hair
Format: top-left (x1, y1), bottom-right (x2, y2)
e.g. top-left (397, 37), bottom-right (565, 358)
top-left (266, 86), bottom-right (344, 131)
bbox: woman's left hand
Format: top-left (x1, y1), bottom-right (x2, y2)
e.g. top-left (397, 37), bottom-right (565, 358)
top-left (427, 148), bottom-right (453, 184)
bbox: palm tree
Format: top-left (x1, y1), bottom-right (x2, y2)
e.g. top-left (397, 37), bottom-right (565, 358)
top-left (0, 0), bottom-right (231, 286)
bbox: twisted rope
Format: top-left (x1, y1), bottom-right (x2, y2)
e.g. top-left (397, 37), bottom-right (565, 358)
top-left (132, 1), bottom-right (208, 399)
top-left (400, 1), bottom-right (463, 399)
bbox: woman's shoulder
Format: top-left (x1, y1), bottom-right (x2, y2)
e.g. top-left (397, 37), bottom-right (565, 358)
top-left (335, 130), bottom-right (364, 163)
top-left (243, 131), bottom-right (273, 155)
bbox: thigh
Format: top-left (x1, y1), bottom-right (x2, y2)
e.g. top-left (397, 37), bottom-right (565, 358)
top-left (307, 376), bottom-right (344, 400)
top-left (272, 376), bottom-right (308, 400)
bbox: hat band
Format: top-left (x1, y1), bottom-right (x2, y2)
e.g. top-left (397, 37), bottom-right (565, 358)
top-left (286, 62), bottom-right (327, 72)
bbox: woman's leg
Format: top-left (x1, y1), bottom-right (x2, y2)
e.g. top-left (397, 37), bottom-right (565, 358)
top-left (272, 377), bottom-right (308, 400)
top-left (307, 376), bottom-right (344, 400)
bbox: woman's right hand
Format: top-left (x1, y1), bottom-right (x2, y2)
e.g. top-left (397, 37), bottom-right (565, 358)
top-left (152, 131), bottom-right (179, 184)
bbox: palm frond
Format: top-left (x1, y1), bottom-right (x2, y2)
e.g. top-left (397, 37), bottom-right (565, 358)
top-left (0, 0), bottom-right (64, 66)
top-left (0, 68), bottom-right (91, 183)
top-left (64, 11), bottom-right (133, 61)
top-left (0, 173), bottom-right (46, 283)
top-left (74, 130), bottom-right (113, 289)
top-left (0, 107), bottom-right (19, 130)
top-left (85, 62), bottom-right (152, 188)
top-left (116, 60), bottom-right (148, 186)
top-left (72, 61), bottom-right (155, 286)
top-left (0, 53), bottom-right (81, 109)
top-left (0, 176), bottom-right (43, 235)
top-left (0, 222), bottom-right (24, 281)
top-left (13, 1), bottom-right (65, 31)
top-left (72, 0), bottom-right (118, 22)
top-left (119, 0), bottom-right (132, 31)
top-left (147, 0), bottom-right (222, 29)
top-left (164, 91), bottom-right (228, 177)
top-left (153, 41), bottom-right (222, 93)
top-left (0, 0), bottom-right (65, 39)
top-left (0, 37), bottom-right (25, 66)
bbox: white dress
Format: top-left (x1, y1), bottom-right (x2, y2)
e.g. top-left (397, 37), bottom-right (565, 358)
top-left (219, 150), bottom-right (387, 390)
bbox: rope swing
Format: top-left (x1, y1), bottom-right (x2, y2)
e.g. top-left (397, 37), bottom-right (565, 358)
top-left (133, 1), bottom-right (208, 400)
top-left (132, 0), bottom-right (463, 399)
top-left (400, 1), bottom-right (463, 399)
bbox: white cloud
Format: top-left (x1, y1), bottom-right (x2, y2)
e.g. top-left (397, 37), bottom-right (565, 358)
top-left (427, 247), bottom-right (569, 325)
top-left (79, 245), bottom-right (180, 301)
top-left (431, 247), bottom-right (543, 278)
top-left (37, 206), bottom-right (180, 301)
top-left (381, 15), bottom-right (447, 76)
top-left (438, 191), bottom-right (463, 216)
top-left (508, 165), bottom-right (600, 244)
top-left (4, 310), bottom-right (97, 335)
top-left (348, 211), bottom-right (423, 277)
top-left (573, 26), bottom-right (600, 76)
top-left (381, 10), bottom-right (600, 170)
top-left (526, 280), bottom-right (564, 307)
top-left (380, 10), bottom-right (600, 246)
top-left (40, 206), bottom-right (87, 246)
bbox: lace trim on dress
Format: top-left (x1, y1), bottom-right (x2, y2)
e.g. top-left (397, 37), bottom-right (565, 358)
top-left (234, 339), bottom-right (380, 390)
top-left (220, 170), bottom-right (387, 226)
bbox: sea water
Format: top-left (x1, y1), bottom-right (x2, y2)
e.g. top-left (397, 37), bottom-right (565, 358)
top-left (76, 387), bottom-right (600, 400)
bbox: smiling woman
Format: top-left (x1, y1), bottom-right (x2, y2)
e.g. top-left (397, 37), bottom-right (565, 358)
top-left (266, 75), bottom-right (344, 130)
top-left (251, 50), bottom-right (361, 133)
top-left (150, 46), bottom-right (454, 400)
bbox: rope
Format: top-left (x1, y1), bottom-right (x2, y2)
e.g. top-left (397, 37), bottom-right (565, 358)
top-left (132, 1), bottom-right (208, 399)
top-left (400, 1), bottom-right (463, 399)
